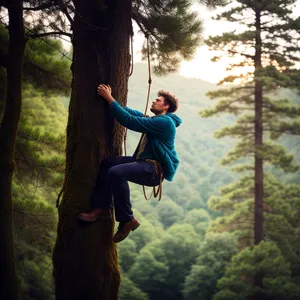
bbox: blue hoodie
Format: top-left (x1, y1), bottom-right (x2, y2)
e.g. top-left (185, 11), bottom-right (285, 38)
top-left (109, 101), bottom-right (182, 181)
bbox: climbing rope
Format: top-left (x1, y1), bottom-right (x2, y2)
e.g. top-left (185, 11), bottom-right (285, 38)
top-left (144, 34), bottom-right (152, 115)
top-left (123, 34), bottom-right (135, 156)
top-left (123, 33), bottom-right (152, 156)
top-left (128, 34), bottom-right (134, 77)
top-left (143, 159), bottom-right (163, 201)
top-left (125, 33), bottom-right (163, 201)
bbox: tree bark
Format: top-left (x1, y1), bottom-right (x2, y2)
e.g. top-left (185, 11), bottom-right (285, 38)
top-left (53, 1), bottom-right (132, 299)
top-left (251, 7), bottom-right (265, 300)
top-left (254, 9), bottom-right (264, 247)
top-left (0, 0), bottom-right (25, 299)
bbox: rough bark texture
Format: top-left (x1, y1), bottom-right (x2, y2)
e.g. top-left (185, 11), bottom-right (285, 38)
top-left (254, 9), bottom-right (264, 247)
top-left (53, 1), bottom-right (132, 299)
top-left (252, 8), bottom-right (265, 299)
top-left (0, 0), bottom-right (25, 299)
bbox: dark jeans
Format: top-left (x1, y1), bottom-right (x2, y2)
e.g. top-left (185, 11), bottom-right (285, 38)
top-left (91, 156), bottom-right (161, 222)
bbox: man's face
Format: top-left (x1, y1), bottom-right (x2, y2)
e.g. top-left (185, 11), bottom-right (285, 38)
top-left (150, 96), bottom-right (169, 115)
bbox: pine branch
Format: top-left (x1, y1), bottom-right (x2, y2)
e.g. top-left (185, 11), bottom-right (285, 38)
top-left (13, 208), bottom-right (55, 218)
top-left (23, 2), bottom-right (55, 11)
top-left (202, 92), bottom-right (254, 117)
top-left (228, 49), bottom-right (254, 59)
top-left (24, 26), bottom-right (72, 62)
top-left (57, 0), bottom-right (74, 25)
top-left (236, 86), bottom-right (255, 90)
top-left (132, 11), bottom-right (148, 36)
top-left (132, 10), bottom-right (182, 51)
top-left (27, 31), bottom-right (72, 38)
top-left (264, 127), bottom-right (300, 136)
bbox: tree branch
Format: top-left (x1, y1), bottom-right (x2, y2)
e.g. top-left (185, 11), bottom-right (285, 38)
top-left (27, 31), bottom-right (72, 38)
top-left (132, 10), bottom-right (180, 51)
top-left (264, 128), bottom-right (300, 135)
top-left (228, 50), bottom-right (254, 59)
top-left (57, 0), bottom-right (74, 25)
top-left (23, 2), bottom-right (55, 11)
top-left (132, 11), bottom-right (148, 36)
top-left (214, 92), bottom-right (254, 111)
top-left (24, 26), bottom-right (72, 61)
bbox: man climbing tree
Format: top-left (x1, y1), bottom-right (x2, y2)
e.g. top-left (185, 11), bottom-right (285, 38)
top-left (78, 84), bottom-right (181, 243)
top-left (52, 1), bottom-right (226, 299)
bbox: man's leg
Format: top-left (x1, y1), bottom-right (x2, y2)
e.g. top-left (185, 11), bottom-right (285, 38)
top-left (108, 160), bottom-right (161, 243)
top-left (108, 161), bottom-right (161, 222)
top-left (78, 156), bottom-right (135, 221)
top-left (90, 156), bottom-right (135, 209)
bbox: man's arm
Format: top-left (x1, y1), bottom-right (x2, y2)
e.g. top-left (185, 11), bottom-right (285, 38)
top-left (125, 106), bottom-right (144, 117)
top-left (110, 101), bottom-right (173, 135)
top-left (97, 84), bottom-right (144, 117)
top-left (97, 84), bottom-right (173, 135)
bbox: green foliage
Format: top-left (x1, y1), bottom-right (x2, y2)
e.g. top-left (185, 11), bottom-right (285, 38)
top-left (214, 241), bottom-right (300, 300)
top-left (182, 208), bottom-right (211, 236)
top-left (0, 25), bottom-right (70, 191)
top-left (13, 180), bottom-right (57, 300)
top-left (128, 224), bottom-right (199, 300)
top-left (201, 0), bottom-right (300, 233)
top-left (155, 199), bottom-right (184, 228)
top-left (23, 38), bottom-right (71, 93)
top-left (199, 0), bottom-right (300, 297)
top-left (12, 90), bottom-right (66, 299)
top-left (16, 241), bottom-right (55, 300)
top-left (16, 90), bottom-right (67, 190)
top-left (128, 248), bottom-right (169, 298)
top-left (131, 0), bottom-right (227, 74)
top-left (119, 275), bottom-right (149, 300)
top-left (183, 232), bottom-right (239, 300)
top-left (0, 24), bottom-right (69, 300)
top-left (118, 239), bottom-right (138, 273)
top-left (135, 0), bottom-right (202, 74)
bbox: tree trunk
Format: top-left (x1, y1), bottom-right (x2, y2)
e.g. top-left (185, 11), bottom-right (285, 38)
top-left (254, 9), bottom-right (264, 247)
top-left (0, 0), bottom-right (25, 299)
top-left (53, 1), bottom-right (132, 299)
top-left (251, 8), bottom-right (265, 300)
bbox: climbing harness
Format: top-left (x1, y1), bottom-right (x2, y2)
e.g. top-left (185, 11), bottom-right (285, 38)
top-left (143, 159), bottom-right (163, 201)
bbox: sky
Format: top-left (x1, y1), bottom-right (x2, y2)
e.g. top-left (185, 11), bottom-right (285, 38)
top-left (132, 1), bottom-right (300, 83)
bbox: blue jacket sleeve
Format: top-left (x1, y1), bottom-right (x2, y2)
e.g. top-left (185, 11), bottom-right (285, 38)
top-left (125, 106), bottom-right (144, 117)
top-left (110, 101), bottom-right (173, 136)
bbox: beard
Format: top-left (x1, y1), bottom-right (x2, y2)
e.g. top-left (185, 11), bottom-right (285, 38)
top-left (150, 106), bottom-right (162, 115)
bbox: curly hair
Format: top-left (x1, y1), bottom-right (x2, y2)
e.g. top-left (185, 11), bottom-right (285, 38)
top-left (158, 90), bottom-right (179, 113)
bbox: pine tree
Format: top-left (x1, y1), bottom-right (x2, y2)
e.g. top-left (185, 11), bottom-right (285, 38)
top-left (0, 26), bottom-right (71, 187)
top-left (0, 1), bottom-right (25, 299)
top-left (0, 8), bottom-right (70, 298)
top-left (202, 0), bottom-right (300, 244)
top-left (200, 0), bottom-right (300, 297)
